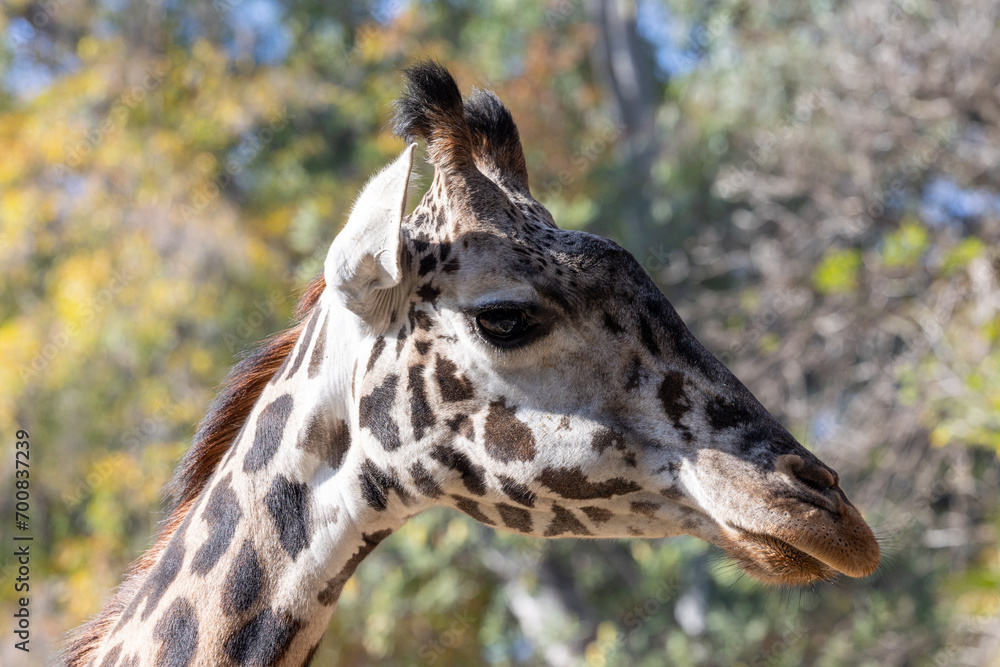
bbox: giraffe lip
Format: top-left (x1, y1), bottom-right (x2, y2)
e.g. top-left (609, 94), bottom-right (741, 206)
top-left (720, 518), bottom-right (880, 584)
top-left (711, 485), bottom-right (882, 584)
top-left (724, 528), bottom-right (841, 585)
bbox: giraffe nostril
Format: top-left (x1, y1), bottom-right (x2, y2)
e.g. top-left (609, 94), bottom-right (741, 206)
top-left (798, 466), bottom-right (837, 492)
top-left (775, 454), bottom-right (839, 493)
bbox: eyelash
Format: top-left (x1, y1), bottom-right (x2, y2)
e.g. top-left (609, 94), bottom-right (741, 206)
top-left (471, 303), bottom-right (543, 349)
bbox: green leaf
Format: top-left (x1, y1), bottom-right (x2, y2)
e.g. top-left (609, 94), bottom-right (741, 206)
top-left (882, 218), bottom-right (929, 268)
top-left (812, 248), bottom-right (862, 295)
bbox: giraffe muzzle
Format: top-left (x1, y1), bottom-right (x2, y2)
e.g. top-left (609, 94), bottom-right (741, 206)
top-left (689, 450), bottom-right (881, 584)
top-left (720, 485), bottom-right (881, 584)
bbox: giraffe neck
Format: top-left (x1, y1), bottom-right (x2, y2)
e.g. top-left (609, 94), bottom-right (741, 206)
top-left (92, 296), bottom-right (406, 666)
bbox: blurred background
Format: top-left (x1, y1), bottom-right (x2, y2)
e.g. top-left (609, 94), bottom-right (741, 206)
top-left (2, 0), bottom-right (999, 664)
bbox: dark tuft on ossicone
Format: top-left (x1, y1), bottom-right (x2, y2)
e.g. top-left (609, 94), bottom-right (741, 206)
top-left (464, 88), bottom-right (529, 193)
top-left (392, 60), bottom-right (474, 173)
top-left (393, 61), bottom-right (530, 199)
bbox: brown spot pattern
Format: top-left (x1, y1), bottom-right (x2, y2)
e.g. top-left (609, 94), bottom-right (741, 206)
top-left (497, 474), bottom-right (536, 508)
top-left (244, 394), bottom-right (295, 473)
top-left (624, 355), bottom-right (643, 391)
top-left (100, 645), bottom-right (122, 667)
top-left (285, 310), bottom-right (320, 379)
top-left (223, 607), bottom-right (301, 665)
top-left (603, 311), bottom-right (624, 334)
top-left (630, 501), bottom-right (660, 518)
top-left (544, 504), bottom-right (592, 536)
top-left (435, 354), bottom-right (475, 402)
top-left (706, 394), bottom-right (758, 430)
top-left (407, 364), bottom-right (436, 440)
top-left (408, 303), bottom-right (433, 331)
top-left (264, 474), bottom-right (312, 560)
top-left (430, 444), bottom-right (486, 495)
top-left (318, 530), bottom-right (393, 605)
top-left (496, 502), bottom-right (533, 532)
top-left (659, 486), bottom-right (683, 501)
top-left (418, 253), bottom-right (438, 276)
top-left (297, 411), bottom-right (350, 469)
top-left (638, 315), bottom-right (660, 357)
top-left (359, 374), bottom-right (401, 451)
top-left (221, 540), bottom-right (264, 616)
top-left (446, 413), bottom-right (475, 440)
top-left (537, 466), bottom-right (642, 500)
top-left (658, 370), bottom-right (692, 440)
top-left (417, 282), bottom-right (441, 304)
top-left (410, 461), bottom-right (443, 498)
top-left (306, 312), bottom-right (328, 379)
top-left (190, 475), bottom-right (240, 577)
top-left (395, 326), bottom-right (407, 357)
top-left (581, 506), bottom-right (614, 523)
top-left (153, 597), bottom-right (199, 667)
top-left (591, 428), bottom-right (624, 454)
top-left (359, 459), bottom-right (412, 511)
top-left (483, 400), bottom-right (536, 462)
top-left (366, 336), bottom-right (386, 373)
top-left (451, 495), bottom-right (495, 525)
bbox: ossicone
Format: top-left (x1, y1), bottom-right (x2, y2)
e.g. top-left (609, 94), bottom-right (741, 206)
top-left (392, 60), bottom-right (529, 196)
top-left (392, 60), bottom-right (475, 175)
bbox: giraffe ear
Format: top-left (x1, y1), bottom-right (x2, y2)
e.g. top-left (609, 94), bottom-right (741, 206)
top-left (325, 143), bottom-right (415, 323)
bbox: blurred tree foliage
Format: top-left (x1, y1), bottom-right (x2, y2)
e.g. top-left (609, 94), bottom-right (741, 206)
top-left (1, 0), bottom-right (998, 664)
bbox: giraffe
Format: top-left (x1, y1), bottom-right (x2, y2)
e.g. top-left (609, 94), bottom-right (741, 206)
top-left (65, 61), bottom-right (880, 666)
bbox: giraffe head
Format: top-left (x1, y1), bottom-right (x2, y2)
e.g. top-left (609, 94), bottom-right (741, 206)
top-left (322, 62), bottom-right (880, 586)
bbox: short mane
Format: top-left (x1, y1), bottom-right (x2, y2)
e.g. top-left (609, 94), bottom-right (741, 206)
top-left (63, 274), bottom-right (326, 666)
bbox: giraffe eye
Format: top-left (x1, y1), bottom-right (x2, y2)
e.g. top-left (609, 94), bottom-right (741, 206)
top-left (476, 308), bottom-right (531, 345)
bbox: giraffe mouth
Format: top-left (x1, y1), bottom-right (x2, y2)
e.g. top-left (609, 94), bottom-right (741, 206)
top-left (722, 529), bottom-right (841, 585)
top-left (686, 451), bottom-right (881, 584)
top-left (717, 516), bottom-right (880, 585)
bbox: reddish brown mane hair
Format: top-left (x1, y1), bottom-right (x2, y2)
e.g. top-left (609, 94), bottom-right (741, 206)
top-left (63, 274), bottom-right (326, 666)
